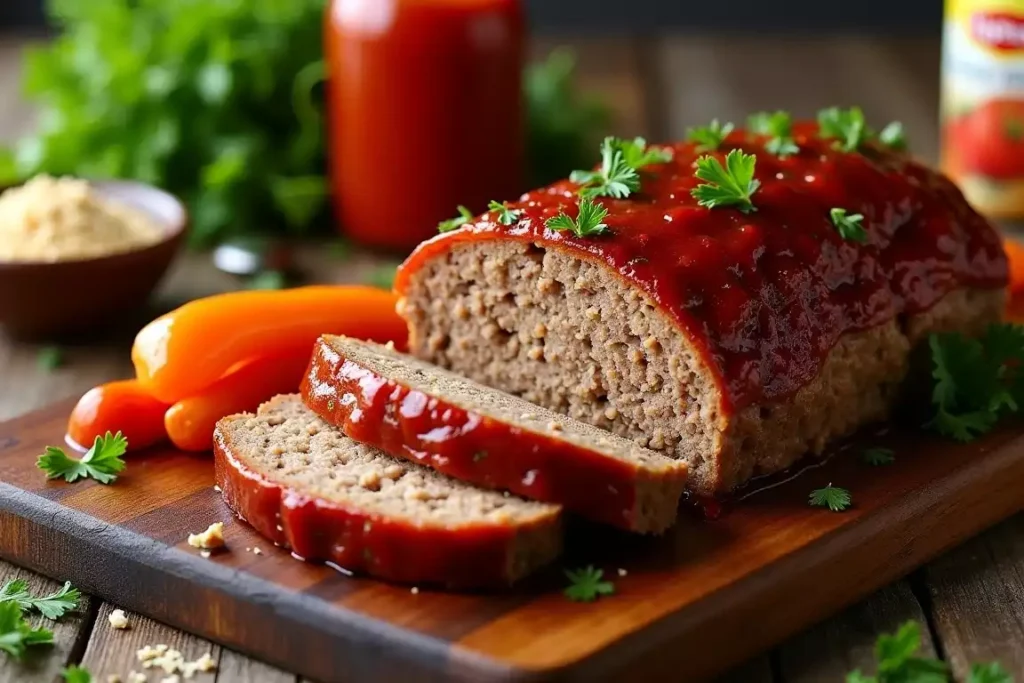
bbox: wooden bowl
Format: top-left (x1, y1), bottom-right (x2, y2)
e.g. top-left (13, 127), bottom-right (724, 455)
top-left (0, 180), bottom-right (187, 340)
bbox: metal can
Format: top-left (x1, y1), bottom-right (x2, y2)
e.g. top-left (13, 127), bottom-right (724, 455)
top-left (941, 0), bottom-right (1024, 219)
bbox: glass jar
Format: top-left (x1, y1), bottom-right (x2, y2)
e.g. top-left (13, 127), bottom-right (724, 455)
top-left (325, 0), bottom-right (526, 250)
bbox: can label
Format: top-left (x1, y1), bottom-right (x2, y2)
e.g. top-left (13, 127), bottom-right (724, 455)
top-left (941, 0), bottom-right (1024, 218)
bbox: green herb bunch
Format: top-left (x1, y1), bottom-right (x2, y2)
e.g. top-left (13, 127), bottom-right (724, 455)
top-left (1, 0), bottom-right (330, 246)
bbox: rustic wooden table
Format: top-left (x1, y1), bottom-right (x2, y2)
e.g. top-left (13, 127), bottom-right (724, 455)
top-left (0, 32), bottom-right (1021, 683)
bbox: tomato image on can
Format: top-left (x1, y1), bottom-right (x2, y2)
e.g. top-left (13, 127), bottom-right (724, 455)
top-left (941, 0), bottom-right (1024, 218)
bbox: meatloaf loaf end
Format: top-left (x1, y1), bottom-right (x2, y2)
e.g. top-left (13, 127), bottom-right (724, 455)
top-left (214, 394), bottom-right (562, 587)
top-left (301, 335), bottom-right (688, 533)
top-left (394, 123), bottom-right (1008, 496)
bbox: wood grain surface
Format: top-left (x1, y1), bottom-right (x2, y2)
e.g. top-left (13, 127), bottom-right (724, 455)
top-left (1, 30), bottom-right (1022, 683)
top-left (0, 401), bottom-right (1021, 682)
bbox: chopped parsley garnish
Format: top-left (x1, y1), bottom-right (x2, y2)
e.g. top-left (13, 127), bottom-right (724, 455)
top-left (809, 484), bottom-right (852, 512)
top-left (37, 346), bottom-right (63, 372)
top-left (0, 580), bottom-right (80, 620)
top-left (37, 431), bottom-right (128, 484)
top-left (927, 324), bottom-right (1024, 442)
top-left (862, 447), bottom-right (895, 466)
top-left (818, 106), bottom-right (870, 152)
top-left (691, 149), bottom-right (760, 213)
top-left (564, 565), bottom-right (615, 602)
top-left (686, 119), bottom-right (734, 153)
top-left (879, 121), bottom-right (906, 151)
top-left (570, 136), bottom-right (671, 199)
top-left (487, 200), bottom-right (522, 226)
top-left (845, 621), bottom-right (949, 683)
top-left (545, 196), bottom-right (609, 237)
top-left (0, 600), bottom-right (53, 659)
top-left (61, 665), bottom-right (92, 683)
top-left (616, 136), bottom-right (673, 168)
top-left (570, 137), bottom-right (640, 199)
top-left (437, 205), bottom-right (474, 234)
top-left (247, 270), bottom-right (286, 290)
top-left (830, 208), bottom-right (868, 243)
top-left (748, 110), bottom-right (799, 158)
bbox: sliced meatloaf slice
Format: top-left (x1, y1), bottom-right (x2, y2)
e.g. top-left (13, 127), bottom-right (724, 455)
top-left (214, 394), bottom-right (562, 587)
top-left (301, 335), bottom-right (688, 534)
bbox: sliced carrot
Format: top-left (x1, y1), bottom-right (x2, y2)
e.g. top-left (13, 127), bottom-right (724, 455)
top-left (164, 352), bottom-right (312, 452)
top-left (132, 286), bottom-right (407, 404)
top-left (67, 380), bottom-right (170, 451)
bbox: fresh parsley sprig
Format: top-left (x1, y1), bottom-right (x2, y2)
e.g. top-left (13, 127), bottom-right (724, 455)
top-left (570, 136), bottom-right (671, 199)
top-left (545, 196), bottom-right (609, 238)
top-left (830, 208), bottom-right (868, 243)
top-left (748, 111), bottom-right (799, 158)
top-left (863, 448), bottom-right (895, 466)
top-left (818, 106), bottom-right (870, 152)
top-left (809, 483), bottom-right (852, 512)
top-left (487, 200), bottom-right (522, 226)
top-left (0, 580), bottom-right (80, 620)
top-left (691, 149), bottom-right (760, 213)
top-left (846, 621), bottom-right (949, 683)
top-left (879, 121), bottom-right (906, 151)
top-left (927, 324), bottom-right (1024, 442)
top-left (62, 665), bottom-right (92, 683)
top-left (37, 432), bottom-right (128, 484)
top-left (968, 662), bottom-right (1014, 683)
top-left (564, 566), bottom-right (615, 602)
top-left (686, 119), bottom-right (734, 153)
top-left (0, 600), bottom-right (54, 660)
top-left (437, 206), bottom-right (474, 234)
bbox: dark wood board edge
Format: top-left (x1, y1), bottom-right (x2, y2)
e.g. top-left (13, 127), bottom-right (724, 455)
top-left (0, 482), bottom-right (527, 683)
top-left (565, 432), bottom-right (1024, 682)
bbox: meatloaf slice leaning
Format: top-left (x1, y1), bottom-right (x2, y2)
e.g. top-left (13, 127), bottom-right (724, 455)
top-left (394, 121), bottom-right (1009, 496)
top-left (214, 394), bottom-right (562, 587)
top-left (301, 335), bottom-right (688, 534)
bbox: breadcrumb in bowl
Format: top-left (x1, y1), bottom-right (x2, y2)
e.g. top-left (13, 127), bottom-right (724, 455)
top-left (0, 178), bottom-right (186, 340)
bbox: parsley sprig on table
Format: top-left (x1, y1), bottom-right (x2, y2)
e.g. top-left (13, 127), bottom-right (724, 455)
top-left (748, 110), bottom-right (799, 158)
top-left (62, 665), bottom-right (92, 683)
top-left (0, 580), bottom-right (80, 620)
top-left (927, 324), bottom-right (1024, 442)
top-left (487, 200), bottom-right (522, 226)
top-left (809, 483), bottom-right (852, 512)
top-left (830, 208), bottom-right (868, 243)
top-left (37, 431), bottom-right (128, 484)
top-left (564, 566), bottom-right (615, 602)
top-left (0, 601), bottom-right (53, 660)
top-left (686, 119), bottom-right (734, 153)
top-left (570, 136), bottom-right (671, 199)
top-left (846, 621), bottom-right (1012, 683)
top-left (545, 196), bottom-right (609, 237)
top-left (437, 206), bottom-right (474, 234)
top-left (691, 149), bottom-right (760, 213)
top-left (863, 447), bottom-right (895, 466)
top-left (879, 121), bottom-right (907, 151)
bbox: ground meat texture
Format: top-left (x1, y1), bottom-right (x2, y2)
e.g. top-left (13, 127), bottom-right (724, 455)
top-left (396, 240), bottom-right (1005, 495)
top-left (214, 394), bottom-right (562, 586)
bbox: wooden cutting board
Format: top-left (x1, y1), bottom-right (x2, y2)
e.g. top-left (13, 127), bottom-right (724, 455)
top-left (0, 401), bottom-right (1021, 683)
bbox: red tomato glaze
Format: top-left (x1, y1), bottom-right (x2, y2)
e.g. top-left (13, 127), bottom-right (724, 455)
top-left (397, 123), bottom-right (1008, 414)
top-left (300, 338), bottom-right (685, 532)
top-left (213, 430), bottom-right (535, 587)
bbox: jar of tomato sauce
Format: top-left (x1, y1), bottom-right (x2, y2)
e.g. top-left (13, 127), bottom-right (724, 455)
top-left (941, 0), bottom-right (1024, 219)
top-left (326, 0), bottom-right (525, 250)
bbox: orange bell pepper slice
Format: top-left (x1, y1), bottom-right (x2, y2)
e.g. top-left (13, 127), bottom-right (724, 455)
top-left (67, 380), bottom-right (170, 451)
top-left (165, 351), bottom-right (312, 452)
top-left (132, 286), bottom-right (407, 404)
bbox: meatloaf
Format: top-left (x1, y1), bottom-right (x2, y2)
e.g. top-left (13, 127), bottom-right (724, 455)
top-left (301, 335), bottom-right (688, 533)
top-left (214, 395), bottom-right (562, 586)
top-left (395, 122), bottom-right (1009, 496)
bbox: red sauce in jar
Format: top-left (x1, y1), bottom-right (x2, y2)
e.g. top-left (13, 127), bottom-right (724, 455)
top-left (325, 0), bottom-right (525, 250)
top-left (397, 123), bottom-right (1008, 414)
